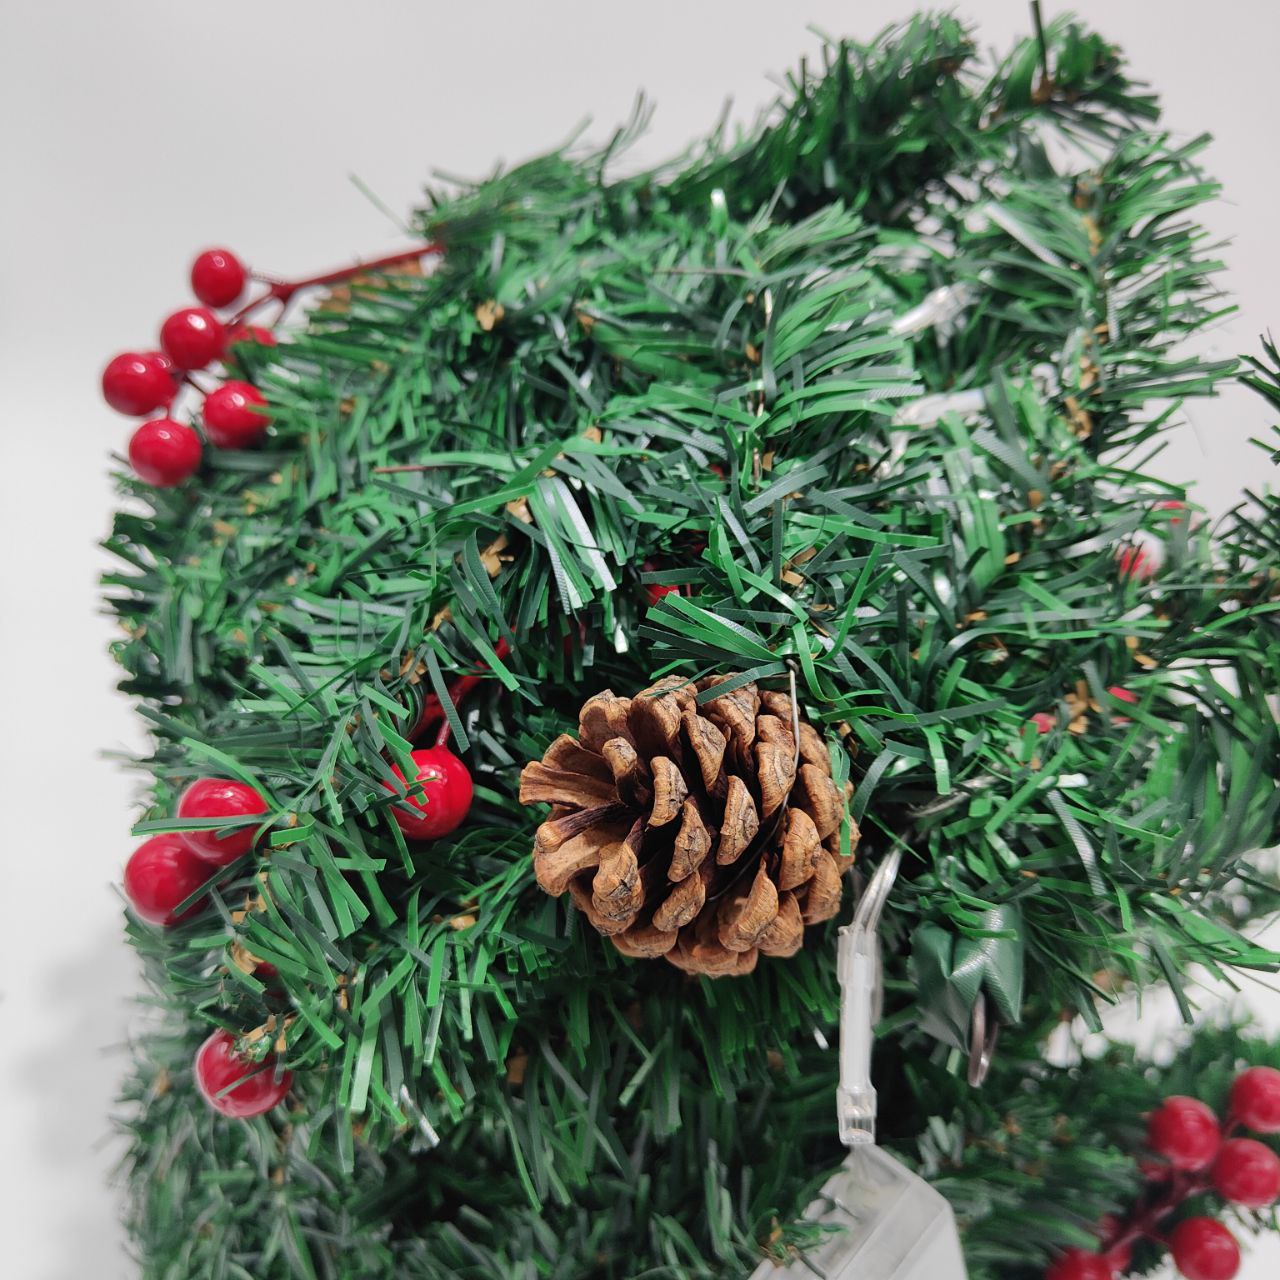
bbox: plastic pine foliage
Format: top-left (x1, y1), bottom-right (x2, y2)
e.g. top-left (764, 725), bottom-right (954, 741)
top-left (105, 13), bottom-right (1280, 1280)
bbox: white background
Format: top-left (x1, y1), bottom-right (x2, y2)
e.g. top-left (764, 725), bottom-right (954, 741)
top-left (2, 3), bottom-right (1278, 1277)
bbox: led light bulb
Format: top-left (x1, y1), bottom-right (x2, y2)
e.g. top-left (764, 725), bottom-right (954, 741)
top-left (750, 850), bottom-right (968, 1280)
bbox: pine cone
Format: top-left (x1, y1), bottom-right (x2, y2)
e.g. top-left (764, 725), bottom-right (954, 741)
top-left (518, 675), bottom-right (858, 976)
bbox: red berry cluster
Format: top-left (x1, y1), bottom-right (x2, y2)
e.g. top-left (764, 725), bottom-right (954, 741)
top-left (103, 241), bottom-right (443, 487)
top-left (124, 778), bottom-right (268, 927)
top-left (109, 238), bottom-right (459, 1118)
top-left (101, 246), bottom-right (272, 488)
top-left (122, 777), bottom-right (283, 1118)
top-left (122, 714), bottom-right (475, 1117)
top-left (1046, 1070), bottom-right (1280, 1280)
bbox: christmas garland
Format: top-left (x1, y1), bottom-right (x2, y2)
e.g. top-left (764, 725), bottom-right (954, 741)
top-left (103, 11), bottom-right (1280, 1279)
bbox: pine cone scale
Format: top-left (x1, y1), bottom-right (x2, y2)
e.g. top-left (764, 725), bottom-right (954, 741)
top-left (652, 863), bottom-right (709, 932)
top-left (519, 760), bottom-right (618, 808)
top-left (519, 673), bottom-right (858, 976)
top-left (667, 800), bottom-right (706, 877)
top-left (716, 776), bottom-right (758, 864)
top-left (533, 819), bottom-right (631, 896)
top-left (778, 809), bottom-right (820, 890)
top-left (649, 757), bottom-right (687, 825)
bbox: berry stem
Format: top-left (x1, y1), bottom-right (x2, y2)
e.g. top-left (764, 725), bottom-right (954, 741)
top-left (1102, 1168), bottom-right (1209, 1263)
top-left (156, 243), bottom-right (445, 424)
top-left (231, 244), bottom-right (442, 325)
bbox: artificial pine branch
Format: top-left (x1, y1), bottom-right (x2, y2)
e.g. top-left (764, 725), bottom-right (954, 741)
top-left (105, 12), bottom-right (1280, 1278)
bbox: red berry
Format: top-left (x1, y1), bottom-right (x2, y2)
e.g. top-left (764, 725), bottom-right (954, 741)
top-left (1031, 711), bottom-right (1056, 735)
top-left (558, 619), bottom-right (589, 662)
top-left (385, 747), bottom-right (473, 840)
top-left (1102, 1241), bottom-right (1132, 1274)
top-left (227, 323), bottom-right (276, 348)
top-left (122, 833), bottom-right (211, 926)
top-left (191, 248), bottom-right (247, 308)
top-left (642, 559), bottom-right (681, 607)
top-left (1230, 1066), bottom-right (1280, 1133)
top-left (1116, 544), bottom-right (1156, 581)
top-left (1044, 1248), bottom-right (1113, 1280)
top-left (194, 1029), bottom-right (292, 1119)
top-left (102, 351), bottom-right (176, 415)
top-left (1147, 1096), bottom-right (1222, 1171)
top-left (203, 381), bottom-right (269, 448)
top-left (1168, 1218), bottom-right (1240, 1280)
top-left (1103, 686), bottom-right (1135, 726)
top-left (1211, 1137), bottom-right (1280, 1208)
top-left (160, 306), bottom-right (225, 370)
top-left (177, 778), bottom-right (268, 865)
top-left (127, 417), bottom-right (202, 487)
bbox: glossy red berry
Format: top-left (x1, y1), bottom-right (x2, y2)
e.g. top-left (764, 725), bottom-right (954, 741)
top-left (102, 350), bottom-right (176, 415)
top-left (190, 248), bottom-right (247, 308)
top-left (1230, 1066), bottom-right (1280, 1133)
top-left (1168, 1218), bottom-right (1240, 1280)
top-left (385, 747), bottom-right (473, 840)
top-left (127, 417), bottom-right (202, 487)
top-left (1147, 1096), bottom-right (1222, 1171)
top-left (227, 323), bottom-right (276, 348)
top-left (1044, 1248), bottom-right (1113, 1280)
top-left (194, 1029), bottom-right (292, 1118)
top-left (160, 306), bottom-right (225, 370)
top-left (123, 834), bottom-right (211, 926)
top-left (177, 778), bottom-right (268, 865)
top-left (203, 381), bottom-right (269, 448)
top-left (1031, 711), bottom-right (1056, 735)
top-left (1211, 1137), bottom-right (1280, 1208)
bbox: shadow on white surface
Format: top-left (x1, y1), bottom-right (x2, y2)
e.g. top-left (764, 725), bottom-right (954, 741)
top-left (7, 927), bottom-right (135, 1279)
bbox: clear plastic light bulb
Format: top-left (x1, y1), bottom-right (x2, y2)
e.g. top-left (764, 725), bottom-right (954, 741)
top-left (750, 850), bottom-right (968, 1280)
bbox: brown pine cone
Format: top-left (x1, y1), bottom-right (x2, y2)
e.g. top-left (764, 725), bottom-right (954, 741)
top-left (518, 675), bottom-right (858, 976)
